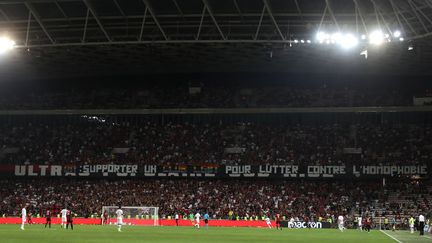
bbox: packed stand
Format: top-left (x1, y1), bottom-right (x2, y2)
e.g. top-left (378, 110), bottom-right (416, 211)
top-left (1, 122), bottom-right (432, 166)
top-left (0, 179), bottom-right (430, 221)
top-left (0, 85), bottom-right (414, 109)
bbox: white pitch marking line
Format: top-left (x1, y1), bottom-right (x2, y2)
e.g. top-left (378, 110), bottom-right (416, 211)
top-left (380, 230), bottom-right (403, 243)
top-left (422, 235), bottom-right (432, 240)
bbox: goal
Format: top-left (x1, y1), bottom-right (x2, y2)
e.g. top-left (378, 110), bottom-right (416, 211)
top-left (101, 206), bottom-right (159, 226)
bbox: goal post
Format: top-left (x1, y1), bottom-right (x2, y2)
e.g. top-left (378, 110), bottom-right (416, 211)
top-left (101, 206), bottom-right (159, 226)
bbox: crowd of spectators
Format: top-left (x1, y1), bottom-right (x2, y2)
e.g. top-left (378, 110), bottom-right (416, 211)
top-left (1, 122), bottom-right (431, 166)
top-left (0, 85), bottom-right (413, 109)
top-left (0, 179), bottom-right (429, 221)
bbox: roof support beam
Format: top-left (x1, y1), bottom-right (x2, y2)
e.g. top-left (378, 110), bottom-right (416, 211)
top-left (83, 0), bottom-right (112, 42)
top-left (353, 0), bottom-right (368, 34)
top-left (82, 8), bottom-right (90, 42)
top-left (171, 0), bottom-right (184, 18)
top-left (389, 0), bottom-right (418, 36)
top-left (318, 5), bottom-right (328, 32)
top-left (202, 0), bottom-right (226, 40)
top-left (293, 0), bottom-right (303, 21)
top-left (0, 7), bottom-right (10, 21)
top-left (25, 9), bottom-right (31, 46)
top-left (415, 0), bottom-right (432, 25)
top-left (325, 0), bottom-right (340, 31)
top-left (113, 0), bottom-right (125, 17)
top-left (389, 0), bottom-right (403, 32)
top-left (254, 5), bottom-right (266, 40)
top-left (411, 0), bottom-right (432, 29)
top-left (15, 39), bottom-right (323, 49)
top-left (24, 2), bottom-right (55, 44)
top-left (262, 0), bottom-right (285, 40)
top-left (54, 1), bottom-right (68, 19)
top-left (233, 0), bottom-right (243, 19)
top-left (142, 0), bottom-right (168, 40)
top-left (408, 0), bottom-right (429, 33)
top-left (371, 0), bottom-right (392, 34)
top-left (139, 7), bottom-right (148, 41)
top-left (196, 5), bottom-right (206, 40)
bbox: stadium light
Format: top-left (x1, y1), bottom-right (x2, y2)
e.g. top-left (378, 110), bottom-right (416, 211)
top-left (331, 32), bottom-right (342, 42)
top-left (361, 34), bottom-right (366, 40)
top-left (316, 31), bottom-right (326, 43)
top-left (0, 36), bottom-right (15, 54)
top-left (369, 30), bottom-right (384, 45)
top-left (399, 37), bottom-right (404, 42)
top-left (340, 34), bottom-right (358, 49)
top-left (393, 30), bottom-right (401, 38)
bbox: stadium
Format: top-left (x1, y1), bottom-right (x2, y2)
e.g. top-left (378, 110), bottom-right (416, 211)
top-left (0, 0), bottom-right (431, 242)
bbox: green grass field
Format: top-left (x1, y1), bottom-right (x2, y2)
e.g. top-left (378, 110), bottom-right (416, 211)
top-left (1, 225), bottom-right (431, 243)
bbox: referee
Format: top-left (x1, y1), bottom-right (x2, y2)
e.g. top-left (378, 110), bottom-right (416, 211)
top-left (419, 214), bottom-right (425, 235)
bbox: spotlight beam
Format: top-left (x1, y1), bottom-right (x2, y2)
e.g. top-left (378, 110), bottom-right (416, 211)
top-left (371, 0), bottom-right (393, 35)
top-left (353, 0), bottom-right (368, 35)
top-left (325, 0), bottom-right (340, 31)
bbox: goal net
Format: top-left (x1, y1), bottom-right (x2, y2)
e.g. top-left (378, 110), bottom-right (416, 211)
top-left (101, 206), bottom-right (159, 226)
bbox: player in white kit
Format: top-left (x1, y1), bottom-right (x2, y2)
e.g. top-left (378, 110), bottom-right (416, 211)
top-left (265, 216), bottom-right (272, 228)
top-left (21, 206), bottom-right (27, 230)
top-left (288, 217), bottom-right (295, 228)
top-left (338, 215), bottom-right (345, 232)
top-left (116, 206), bottom-right (123, 232)
top-left (60, 208), bottom-right (68, 228)
top-left (358, 216), bottom-right (362, 230)
top-left (194, 212), bottom-right (201, 228)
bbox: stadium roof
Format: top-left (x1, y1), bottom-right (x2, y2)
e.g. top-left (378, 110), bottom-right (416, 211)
top-left (1, 0), bottom-right (432, 78)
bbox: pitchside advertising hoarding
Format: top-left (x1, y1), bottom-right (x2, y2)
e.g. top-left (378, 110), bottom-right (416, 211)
top-left (4, 164), bottom-right (429, 178)
top-left (280, 221), bottom-right (331, 229)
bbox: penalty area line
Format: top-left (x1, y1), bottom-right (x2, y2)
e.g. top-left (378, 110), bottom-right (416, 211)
top-left (380, 230), bottom-right (403, 243)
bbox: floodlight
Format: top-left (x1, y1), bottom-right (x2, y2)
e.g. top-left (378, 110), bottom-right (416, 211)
top-left (294, 39), bottom-right (299, 43)
top-left (393, 30), bottom-right (401, 38)
top-left (340, 34), bottom-right (358, 49)
top-left (306, 40), bottom-right (311, 44)
top-left (369, 30), bottom-right (384, 45)
top-left (316, 32), bottom-right (326, 42)
top-left (399, 37), bottom-right (404, 42)
top-left (361, 34), bottom-right (367, 40)
top-left (300, 40), bottom-right (305, 43)
top-left (0, 36), bottom-right (15, 54)
top-left (331, 32), bottom-right (342, 42)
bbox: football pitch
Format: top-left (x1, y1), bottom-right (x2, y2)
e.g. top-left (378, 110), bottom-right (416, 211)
top-left (1, 225), bottom-right (431, 243)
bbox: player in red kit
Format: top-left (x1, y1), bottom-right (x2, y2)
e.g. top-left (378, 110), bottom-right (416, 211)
top-left (66, 210), bottom-right (73, 230)
top-left (27, 212), bottom-right (33, 225)
top-left (275, 214), bottom-right (282, 230)
top-left (45, 208), bottom-right (52, 228)
top-left (103, 211), bottom-right (108, 225)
